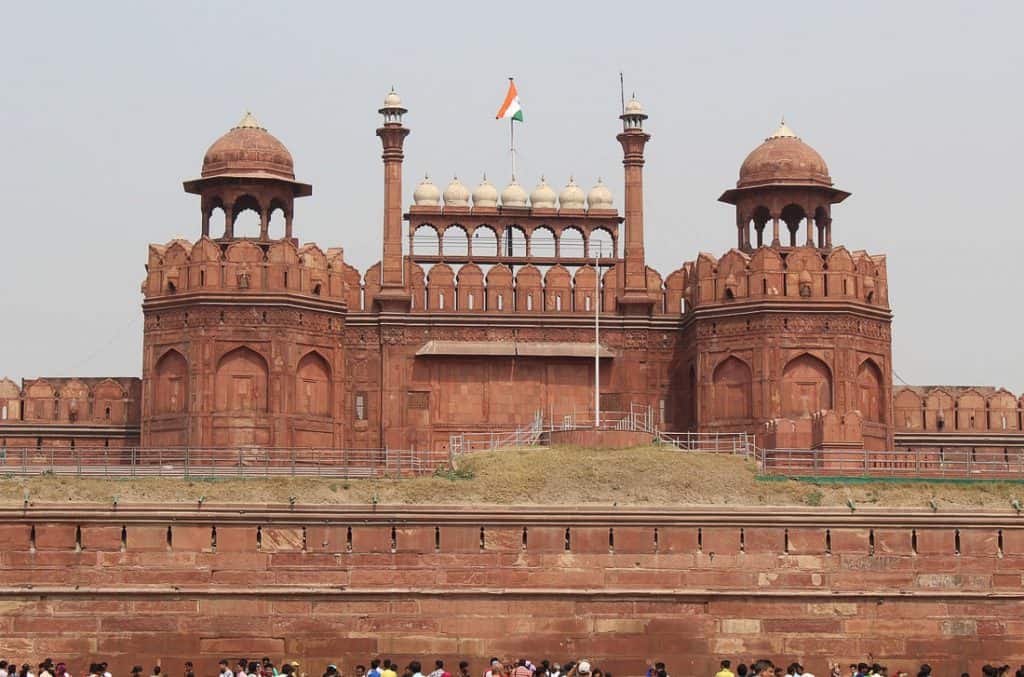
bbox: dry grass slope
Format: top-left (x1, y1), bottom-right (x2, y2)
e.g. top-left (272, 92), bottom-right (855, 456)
top-left (0, 446), bottom-right (1021, 508)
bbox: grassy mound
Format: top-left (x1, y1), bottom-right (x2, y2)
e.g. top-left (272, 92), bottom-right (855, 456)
top-left (1, 446), bottom-right (1021, 508)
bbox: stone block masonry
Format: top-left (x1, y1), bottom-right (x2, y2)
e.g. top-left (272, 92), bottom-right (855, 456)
top-left (0, 504), bottom-right (1021, 676)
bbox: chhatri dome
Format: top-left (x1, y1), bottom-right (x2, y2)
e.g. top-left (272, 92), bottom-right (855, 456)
top-left (530, 177), bottom-right (557, 208)
top-left (443, 176), bottom-right (470, 207)
top-left (501, 179), bottom-right (528, 207)
top-left (587, 178), bottom-right (614, 210)
top-left (201, 112), bottom-right (295, 180)
top-left (736, 120), bottom-right (832, 189)
top-left (559, 176), bottom-right (585, 210)
top-left (472, 175), bottom-right (498, 208)
top-left (413, 175), bottom-right (441, 206)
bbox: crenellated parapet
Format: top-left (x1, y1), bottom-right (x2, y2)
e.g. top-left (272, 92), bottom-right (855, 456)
top-left (894, 385), bottom-right (1024, 433)
top-left (143, 237), bottom-right (350, 305)
top-left (0, 377), bottom-right (141, 426)
top-left (670, 245), bottom-right (889, 310)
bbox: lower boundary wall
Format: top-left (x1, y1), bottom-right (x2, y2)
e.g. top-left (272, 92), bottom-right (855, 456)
top-left (0, 505), bottom-right (1023, 676)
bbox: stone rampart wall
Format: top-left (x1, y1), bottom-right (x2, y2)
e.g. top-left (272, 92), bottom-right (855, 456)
top-left (0, 506), bottom-right (1021, 676)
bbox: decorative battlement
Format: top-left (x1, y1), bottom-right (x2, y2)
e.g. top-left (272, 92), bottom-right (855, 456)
top-left (142, 237), bottom-right (352, 306)
top-left (671, 245), bottom-right (889, 313)
top-left (894, 385), bottom-right (1024, 433)
top-left (0, 376), bottom-right (140, 426)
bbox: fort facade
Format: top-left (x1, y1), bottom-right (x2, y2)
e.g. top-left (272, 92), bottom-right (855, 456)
top-left (9, 92), bottom-right (1001, 456)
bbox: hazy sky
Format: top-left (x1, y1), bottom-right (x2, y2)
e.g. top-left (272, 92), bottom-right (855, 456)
top-left (1, 1), bottom-right (1022, 392)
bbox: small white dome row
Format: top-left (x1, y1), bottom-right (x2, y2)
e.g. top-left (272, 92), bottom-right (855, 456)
top-left (414, 175), bottom-right (613, 210)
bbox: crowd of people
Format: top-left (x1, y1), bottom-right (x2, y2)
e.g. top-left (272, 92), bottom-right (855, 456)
top-left (2, 657), bottom-right (1023, 677)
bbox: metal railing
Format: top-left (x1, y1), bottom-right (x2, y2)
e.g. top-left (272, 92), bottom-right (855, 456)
top-left (654, 430), bottom-right (756, 456)
top-left (450, 404), bottom-right (759, 456)
top-left (452, 411), bottom-right (547, 454)
top-left (0, 447), bottom-right (434, 479)
top-left (758, 447), bottom-right (1024, 479)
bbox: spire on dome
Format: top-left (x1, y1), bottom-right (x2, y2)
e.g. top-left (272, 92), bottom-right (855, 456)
top-left (768, 119), bottom-right (797, 139)
top-left (234, 111), bottom-right (264, 130)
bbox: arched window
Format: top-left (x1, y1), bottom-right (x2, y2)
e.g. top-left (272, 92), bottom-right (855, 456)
top-left (413, 225), bottom-right (440, 255)
top-left (561, 227), bottom-right (585, 258)
top-left (209, 206), bottom-right (227, 237)
top-left (781, 353), bottom-right (833, 417)
top-left (441, 225), bottom-right (469, 257)
top-left (268, 206), bottom-right (287, 239)
top-left (531, 227), bottom-right (556, 257)
top-left (503, 226), bottom-right (527, 257)
top-left (471, 226), bottom-right (498, 257)
top-left (232, 196), bottom-right (262, 238)
top-left (590, 228), bottom-right (614, 259)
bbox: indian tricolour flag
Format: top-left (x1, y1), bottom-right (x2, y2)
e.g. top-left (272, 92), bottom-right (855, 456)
top-left (495, 78), bottom-right (524, 121)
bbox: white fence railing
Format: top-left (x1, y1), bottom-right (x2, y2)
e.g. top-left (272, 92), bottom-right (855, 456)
top-left (0, 447), bottom-right (434, 478)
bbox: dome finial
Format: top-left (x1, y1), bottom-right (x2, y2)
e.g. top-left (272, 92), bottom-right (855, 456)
top-left (769, 119), bottom-right (797, 140)
top-left (235, 111), bottom-right (264, 130)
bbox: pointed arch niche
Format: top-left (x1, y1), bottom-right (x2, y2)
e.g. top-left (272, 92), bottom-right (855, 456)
top-left (711, 356), bottom-right (752, 420)
top-left (857, 359), bottom-right (884, 423)
top-left (296, 351), bottom-right (332, 417)
top-left (215, 346), bottom-right (269, 413)
top-left (781, 353), bottom-right (832, 418)
top-left (154, 350), bottom-right (188, 415)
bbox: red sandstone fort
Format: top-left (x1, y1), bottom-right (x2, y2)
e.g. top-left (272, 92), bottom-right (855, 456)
top-left (1, 90), bottom-right (1024, 677)
top-left (1, 91), bottom-right (1021, 459)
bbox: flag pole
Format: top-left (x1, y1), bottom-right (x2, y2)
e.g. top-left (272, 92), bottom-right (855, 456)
top-left (594, 243), bottom-right (601, 429)
top-left (510, 117), bottom-right (516, 180)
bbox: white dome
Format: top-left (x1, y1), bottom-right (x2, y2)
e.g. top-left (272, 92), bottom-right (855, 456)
top-left (530, 177), bottom-right (557, 208)
top-left (624, 95), bottom-right (645, 116)
top-left (472, 175), bottom-right (498, 208)
top-left (413, 175), bottom-right (440, 206)
top-left (443, 176), bottom-right (470, 207)
top-left (501, 179), bottom-right (528, 207)
top-left (558, 177), bottom-right (585, 210)
top-left (587, 178), bottom-right (614, 210)
top-left (383, 89), bottom-right (402, 107)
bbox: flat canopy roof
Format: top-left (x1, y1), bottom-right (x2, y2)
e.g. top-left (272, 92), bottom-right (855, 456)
top-left (415, 340), bottom-right (615, 359)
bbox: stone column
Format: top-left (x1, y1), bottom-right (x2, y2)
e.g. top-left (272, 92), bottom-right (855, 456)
top-left (375, 95), bottom-right (412, 312)
top-left (616, 107), bottom-right (654, 315)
